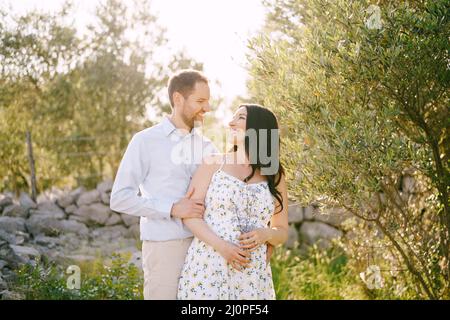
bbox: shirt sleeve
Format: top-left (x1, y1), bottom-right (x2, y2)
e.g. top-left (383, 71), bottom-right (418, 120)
top-left (110, 133), bottom-right (172, 220)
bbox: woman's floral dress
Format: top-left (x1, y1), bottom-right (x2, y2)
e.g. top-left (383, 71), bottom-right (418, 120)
top-left (177, 165), bottom-right (276, 300)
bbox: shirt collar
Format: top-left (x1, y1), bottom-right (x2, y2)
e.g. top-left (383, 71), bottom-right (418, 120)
top-left (161, 116), bottom-right (200, 138)
top-left (161, 116), bottom-right (177, 137)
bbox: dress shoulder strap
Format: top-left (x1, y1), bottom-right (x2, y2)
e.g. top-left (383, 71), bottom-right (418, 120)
top-left (218, 154), bottom-right (226, 171)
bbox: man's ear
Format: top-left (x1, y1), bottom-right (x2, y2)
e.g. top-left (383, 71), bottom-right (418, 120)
top-left (173, 91), bottom-right (184, 108)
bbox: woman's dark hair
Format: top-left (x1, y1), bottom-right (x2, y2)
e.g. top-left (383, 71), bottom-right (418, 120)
top-left (233, 104), bottom-right (285, 214)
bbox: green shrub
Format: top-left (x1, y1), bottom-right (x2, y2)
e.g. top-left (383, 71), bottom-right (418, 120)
top-left (14, 259), bottom-right (79, 300)
top-left (79, 253), bottom-right (143, 300)
top-left (12, 253), bottom-right (143, 300)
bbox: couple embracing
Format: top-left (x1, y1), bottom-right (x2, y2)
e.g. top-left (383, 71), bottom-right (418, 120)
top-left (110, 69), bottom-right (288, 300)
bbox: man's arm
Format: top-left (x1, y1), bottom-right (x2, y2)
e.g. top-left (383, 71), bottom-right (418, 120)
top-left (110, 133), bottom-right (173, 219)
top-left (181, 155), bottom-right (222, 247)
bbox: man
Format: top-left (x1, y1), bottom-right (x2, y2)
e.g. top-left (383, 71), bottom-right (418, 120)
top-left (110, 69), bottom-right (217, 299)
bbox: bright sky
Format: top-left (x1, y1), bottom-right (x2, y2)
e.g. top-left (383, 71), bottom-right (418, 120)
top-left (5, 0), bottom-right (267, 121)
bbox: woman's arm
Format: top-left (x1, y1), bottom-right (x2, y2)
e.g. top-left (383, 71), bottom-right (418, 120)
top-left (239, 173), bottom-right (289, 249)
top-left (183, 155), bottom-right (251, 270)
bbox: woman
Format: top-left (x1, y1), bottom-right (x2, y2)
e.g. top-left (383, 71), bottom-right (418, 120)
top-left (177, 104), bottom-right (288, 300)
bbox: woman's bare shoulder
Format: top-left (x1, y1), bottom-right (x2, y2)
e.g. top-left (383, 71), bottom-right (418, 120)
top-left (191, 153), bottom-right (224, 184)
top-left (202, 152), bottom-right (225, 168)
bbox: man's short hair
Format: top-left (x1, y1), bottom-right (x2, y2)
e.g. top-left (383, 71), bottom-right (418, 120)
top-left (167, 69), bottom-right (208, 108)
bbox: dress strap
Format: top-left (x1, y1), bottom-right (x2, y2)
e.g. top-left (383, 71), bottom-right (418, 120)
top-left (218, 154), bottom-right (226, 171)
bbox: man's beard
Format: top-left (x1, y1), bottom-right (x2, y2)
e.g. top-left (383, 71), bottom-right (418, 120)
top-left (180, 109), bottom-right (195, 130)
top-left (181, 105), bottom-right (203, 130)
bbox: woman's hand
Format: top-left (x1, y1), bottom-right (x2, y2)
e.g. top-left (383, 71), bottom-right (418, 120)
top-left (238, 228), bottom-right (273, 252)
top-left (216, 240), bottom-right (251, 272)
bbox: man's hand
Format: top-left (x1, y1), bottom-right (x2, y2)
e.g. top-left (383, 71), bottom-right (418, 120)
top-left (266, 243), bottom-right (274, 265)
top-left (170, 188), bottom-right (205, 219)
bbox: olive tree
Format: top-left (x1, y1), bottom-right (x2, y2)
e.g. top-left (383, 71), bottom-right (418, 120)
top-left (248, 0), bottom-right (449, 298)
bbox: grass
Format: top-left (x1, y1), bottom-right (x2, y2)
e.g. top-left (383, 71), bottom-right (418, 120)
top-left (270, 244), bottom-right (418, 300)
top-left (8, 244), bottom-right (414, 300)
top-left (271, 245), bottom-right (368, 299)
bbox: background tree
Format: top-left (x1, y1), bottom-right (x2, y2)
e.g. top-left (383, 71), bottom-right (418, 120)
top-left (0, 0), bottom-right (203, 192)
top-left (0, 2), bottom-right (82, 192)
top-left (248, 0), bottom-right (449, 299)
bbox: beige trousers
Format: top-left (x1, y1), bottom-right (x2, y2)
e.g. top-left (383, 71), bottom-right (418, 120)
top-left (141, 237), bottom-right (193, 300)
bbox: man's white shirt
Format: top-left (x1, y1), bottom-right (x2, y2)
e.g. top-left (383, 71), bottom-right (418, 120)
top-left (110, 116), bottom-right (218, 241)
